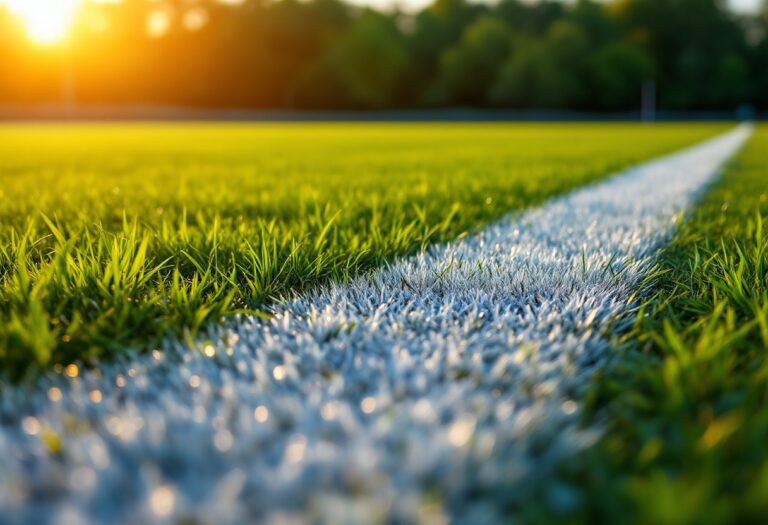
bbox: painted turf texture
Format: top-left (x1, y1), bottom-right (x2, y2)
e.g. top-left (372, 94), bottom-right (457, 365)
top-left (0, 126), bottom-right (751, 524)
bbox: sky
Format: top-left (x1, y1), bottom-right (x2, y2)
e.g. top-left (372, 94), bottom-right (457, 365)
top-left (730, 0), bottom-right (763, 11)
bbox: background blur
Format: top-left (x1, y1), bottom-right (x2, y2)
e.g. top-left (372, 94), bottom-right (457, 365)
top-left (1, 0), bottom-right (767, 114)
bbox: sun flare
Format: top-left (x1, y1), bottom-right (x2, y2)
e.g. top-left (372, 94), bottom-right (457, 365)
top-left (5, 0), bottom-right (81, 44)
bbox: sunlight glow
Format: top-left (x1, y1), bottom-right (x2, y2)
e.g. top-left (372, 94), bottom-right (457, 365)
top-left (5, 0), bottom-right (81, 44)
top-left (0, 0), bottom-right (760, 46)
top-left (146, 8), bottom-right (171, 38)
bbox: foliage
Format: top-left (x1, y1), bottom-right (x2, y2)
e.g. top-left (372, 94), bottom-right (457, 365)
top-left (0, 123), bottom-right (725, 379)
top-left (488, 22), bottom-right (589, 108)
top-left (293, 11), bottom-right (412, 108)
top-left (0, 0), bottom-right (765, 111)
top-left (433, 16), bottom-right (512, 105)
top-left (588, 42), bottom-right (654, 110)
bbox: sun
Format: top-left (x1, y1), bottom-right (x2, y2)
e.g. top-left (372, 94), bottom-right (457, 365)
top-left (5, 0), bottom-right (82, 45)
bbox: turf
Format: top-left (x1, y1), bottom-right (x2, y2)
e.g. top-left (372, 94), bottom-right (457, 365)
top-left (555, 125), bottom-right (768, 524)
top-left (0, 123), bottom-right (726, 379)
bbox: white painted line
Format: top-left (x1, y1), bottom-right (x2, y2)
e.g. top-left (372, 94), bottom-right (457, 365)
top-left (0, 125), bottom-right (752, 524)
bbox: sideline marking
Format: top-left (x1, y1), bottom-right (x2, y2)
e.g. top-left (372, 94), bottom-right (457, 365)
top-left (0, 125), bottom-right (752, 523)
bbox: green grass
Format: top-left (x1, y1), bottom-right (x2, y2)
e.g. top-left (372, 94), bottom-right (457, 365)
top-left (554, 125), bottom-right (768, 524)
top-left (0, 123), bottom-right (726, 380)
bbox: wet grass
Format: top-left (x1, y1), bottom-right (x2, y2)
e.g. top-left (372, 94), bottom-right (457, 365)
top-left (0, 122), bottom-right (725, 379)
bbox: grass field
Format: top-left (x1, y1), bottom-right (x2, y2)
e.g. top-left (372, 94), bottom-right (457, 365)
top-left (520, 126), bottom-right (768, 523)
top-left (0, 123), bottom-right (728, 379)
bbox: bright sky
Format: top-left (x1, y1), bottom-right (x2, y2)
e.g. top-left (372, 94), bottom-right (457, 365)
top-left (730, 0), bottom-right (762, 11)
top-left (0, 0), bottom-right (762, 45)
top-left (3, 0), bottom-right (81, 43)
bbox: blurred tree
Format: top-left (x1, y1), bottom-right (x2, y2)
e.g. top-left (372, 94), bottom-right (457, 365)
top-left (614, 0), bottom-right (748, 109)
top-left (293, 11), bottom-right (411, 109)
top-left (711, 52), bottom-right (749, 106)
top-left (750, 4), bottom-right (768, 109)
top-left (546, 20), bottom-right (590, 105)
top-left (566, 0), bottom-right (621, 46)
top-left (588, 41), bottom-right (655, 109)
top-left (407, 0), bottom-right (486, 99)
top-left (409, 0), bottom-right (485, 68)
top-left (0, 0), bottom-right (764, 112)
top-left (489, 21), bottom-right (589, 108)
top-left (489, 39), bottom-right (565, 107)
top-left (496, 0), bottom-right (566, 34)
top-left (431, 17), bottom-right (512, 105)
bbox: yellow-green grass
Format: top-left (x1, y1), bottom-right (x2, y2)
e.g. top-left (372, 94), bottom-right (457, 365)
top-left (0, 123), bottom-right (727, 379)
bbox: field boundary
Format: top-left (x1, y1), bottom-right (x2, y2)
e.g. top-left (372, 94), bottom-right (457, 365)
top-left (0, 126), bottom-right (752, 523)
top-left (0, 104), bottom-right (761, 122)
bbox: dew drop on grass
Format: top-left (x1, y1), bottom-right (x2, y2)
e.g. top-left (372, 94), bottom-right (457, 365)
top-left (360, 396), bottom-right (377, 414)
top-left (214, 430), bottom-right (234, 452)
top-left (562, 400), bottom-right (578, 415)
top-left (447, 417), bottom-right (476, 448)
top-left (254, 406), bottom-right (269, 423)
top-left (21, 417), bottom-right (41, 436)
top-left (285, 434), bottom-right (307, 464)
top-left (48, 387), bottom-right (62, 402)
top-left (272, 365), bottom-right (286, 381)
top-left (321, 402), bottom-right (338, 421)
top-left (149, 486), bottom-right (175, 518)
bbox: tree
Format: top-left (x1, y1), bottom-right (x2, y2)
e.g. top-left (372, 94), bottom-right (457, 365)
top-left (566, 0), bottom-right (621, 46)
top-left (589, 41), bottom-right (654, 109)
top-left (0, 0), bottom-right (764, 111)
top-left (489, 21), bottom-right (589, 108)
top-left (710, 53), bottom-right (749, 107)
top-left (293, 12), bottom-right (411, 109)
top-left (496, 0), bottom-right (566, 34)
top-left (409, 0), bottom-right (487, 76)
top-left (431, 16), bottom-right (512, 105)
top-left (489, 39), bottom-right (564, 107)
top-left (614, 0), bottom-right (748, 109)
top-left (753, 5), bottom-right (768, 109)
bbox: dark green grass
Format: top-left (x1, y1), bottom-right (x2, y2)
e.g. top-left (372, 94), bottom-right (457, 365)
top-left (549, 126), bottom-right (768, 524)
top-left (0, 123), bottom-right (725, 379)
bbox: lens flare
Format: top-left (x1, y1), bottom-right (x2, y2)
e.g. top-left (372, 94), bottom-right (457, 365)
top-left (5, 0), bottom-right (81, 44)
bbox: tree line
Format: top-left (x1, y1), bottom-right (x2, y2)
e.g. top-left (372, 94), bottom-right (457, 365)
top-left (1, 0), bottom-right (767, 112)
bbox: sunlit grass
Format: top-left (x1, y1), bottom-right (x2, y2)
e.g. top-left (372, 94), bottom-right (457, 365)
top-left (562, 125), bottom-right (768, 523)
top-left (0, 122), bottom-right (726, 379)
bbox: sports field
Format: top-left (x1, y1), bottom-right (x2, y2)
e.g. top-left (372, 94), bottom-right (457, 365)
top-left (0, 123), bottom-right (726, 378)
top-left (1, 122), bottom-right (766, 523)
